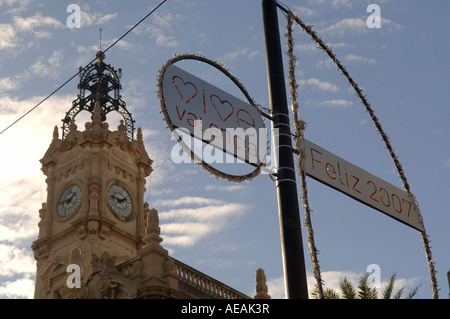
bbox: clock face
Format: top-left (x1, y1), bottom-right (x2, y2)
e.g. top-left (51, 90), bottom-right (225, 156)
top-left (108, 185), bottom-right (133, 219)
top-left (57, 184), bottom-right (82, 217)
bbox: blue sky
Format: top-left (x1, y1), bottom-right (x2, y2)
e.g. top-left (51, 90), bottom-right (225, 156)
top-left (0, 0), bottom-right (449, 299)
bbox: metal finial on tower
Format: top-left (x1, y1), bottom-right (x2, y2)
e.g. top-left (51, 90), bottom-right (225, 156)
top-left (61, 46), bottom-right (134, 140)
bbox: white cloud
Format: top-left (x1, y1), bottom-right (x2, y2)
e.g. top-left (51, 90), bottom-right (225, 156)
top-left (292, 5), bottom-right (317, 17)
top-left (330, 42), bottom-right (353, 49)
top-left (0, 23), bottom-right (17, 50)
top-left (0, 94), bottom-right (73, 246)
top-left (318, 99), bottom-right (353, 108)
top-left (294, 43), bottom-right (316, 53)
top-left (324, 18), bottom-right (367, 36)
top-left (161, 222), bottom-right (213, 247)
top-left (0, 12), bottom-right (65, 50)
top-left (159, 203), bottom-right (246, 222)
top-left (219, 47), bottom-right (259, 64)
top-left (0, 244), bottom-right (35, 277)
top-left (80, 5), bottom-right (119, 27)
top-left (344, 54), bottom-right (376, 65)
top-left (315, 53), bottom-right (375, 71)
top-left (331, 0), bottom-right (352, 10)
top-left (323, 17), bottom-right (403, 36)
top-left (152, 12), bottom-right (176, 29)
top-left (266, 276), bottom-right (286, 299)
top-left (114, 39), bottom-right (135, 50)
top-left (204, 184), bottom-right (245, 192)
top-left (0, 0), bottom-right (31, 15)
top-left (13, 13), bottom-right (65, 38)
top-left (0, 204), bottom-right (39, 243)
top-left (0, 49), bottom-right (65, 93)
top-left (97, 13), bottom-right (118, 25)
top-left (0, 76), bottom-right (20, 92)
top-left (154, 196), bottom-right (225, 208)
top-left (300, 78), bottom-right (339, 92)
top-left (0, 276), bottom-right (35, 299)
top-left (30, 49), bottom-right (64, 78)
top-left (315, 59), bottom-right (333, 70)
top-left (154, 33), bottom-right (179, 48)
top-left (140, 12), bottom-right (180, 48)
top-left (381, 17), bottom-right (404, 32)
top-left (158, 197), bottom-right (248, 247)
top-left (0, 243), bottom-right (35, 298)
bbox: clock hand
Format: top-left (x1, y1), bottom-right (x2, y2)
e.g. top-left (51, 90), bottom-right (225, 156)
top-left (66, 193), bottom-right (75, 205)
top-left (110, 195), bottom-right (120, 202)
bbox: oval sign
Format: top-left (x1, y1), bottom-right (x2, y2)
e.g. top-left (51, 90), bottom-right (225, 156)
top-left (157, 54), bottom-right (267, 182)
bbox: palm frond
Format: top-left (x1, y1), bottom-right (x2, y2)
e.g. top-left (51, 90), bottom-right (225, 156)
top-left (310, 288), bottom-right (321, 299)
top-left (381, 272), bottom-right (397, 299)
top-left (406, 283), bottom-right (421, 299)
top-left (357, 273), bottom-right (378, 299)
top-left (324, 288), bottom-right (340, 299)
top-left (311, 287), bottom-right (340, 299)
top-left (339, 277), bottom-right (357, 299)
top-left (394, 286), bottom-right (404, 299)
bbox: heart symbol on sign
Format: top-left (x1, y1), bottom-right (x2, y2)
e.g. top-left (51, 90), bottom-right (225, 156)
top-left (172, 76), bottom-right (198, 103)
top-left (210, 95), bottom-right (234, 122)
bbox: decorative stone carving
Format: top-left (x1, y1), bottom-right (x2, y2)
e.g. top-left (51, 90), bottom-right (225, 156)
top-left (33, 243), bottom-right (49, 265)
top-left (254, 268), bottom-right (271, 299)
top-left (71, 252), bottom-right (137, 299)
top-left (143, 206), bottom-right (162, 246)
top-left (69, 248), bottom-right (82, 266)
top-left (99, 224), bottom-right (110, 239)
top-left (77, 224), bottom-right (87, 239)
top-left (52, 125), bottom-right (59, 141)
top-left (87, 220), bottom-right (99, 243)
top-left (37, 203), bottom-right (46, 238)
top-left (84, 100), bottom-right (109, 139)
top-left (87, 179), bottom-right (101, 243)
top-left (91, 252), bottom-right (117, 274)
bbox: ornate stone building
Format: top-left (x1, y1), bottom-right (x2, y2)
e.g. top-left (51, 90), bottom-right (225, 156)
top-left (31, 52), bottom-right (271, 299)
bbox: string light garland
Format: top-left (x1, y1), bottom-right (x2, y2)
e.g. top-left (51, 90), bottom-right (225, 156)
top-left (157, 53), bottom-right (268, 183)
top-left (280, 4), bottom-right (438, 299)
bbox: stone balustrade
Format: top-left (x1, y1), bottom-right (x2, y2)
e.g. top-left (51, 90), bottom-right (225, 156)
top-left (173, 259), bottom-right (250, 299)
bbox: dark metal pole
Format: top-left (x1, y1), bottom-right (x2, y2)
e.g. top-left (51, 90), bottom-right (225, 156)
top-left (261, 0), bottom-right (309, 299)
top-left (447, 270), bottom-right (450, 299)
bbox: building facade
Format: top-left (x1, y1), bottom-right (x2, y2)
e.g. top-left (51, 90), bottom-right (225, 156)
top-left (31, 53), bottom-right (270, 299)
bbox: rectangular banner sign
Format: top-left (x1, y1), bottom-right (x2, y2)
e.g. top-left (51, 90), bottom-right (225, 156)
top-left (303, 139), bottom-right (424, 232)
top-left (162, 64), bottom-right (266, 165)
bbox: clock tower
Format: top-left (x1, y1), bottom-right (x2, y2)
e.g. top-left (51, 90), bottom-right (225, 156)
top-left (31, 52), bottom-right (264, 300)
top-left (32, 52), bottom-right (153, 298)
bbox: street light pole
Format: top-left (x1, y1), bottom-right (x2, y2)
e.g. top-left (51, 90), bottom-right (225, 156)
top-left (261, 0), bottom-right (309, 299)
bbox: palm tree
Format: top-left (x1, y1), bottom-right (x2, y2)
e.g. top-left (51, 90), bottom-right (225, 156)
top-left (312, 272), bottom-right (421, 299)
top-left (380, 273), bottom-right (421, 299)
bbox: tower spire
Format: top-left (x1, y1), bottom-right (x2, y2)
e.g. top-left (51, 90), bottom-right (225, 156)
top-left (61, 50), bottom-right (134, 140)
top-left (99, 28), bottom-right (102, 52)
